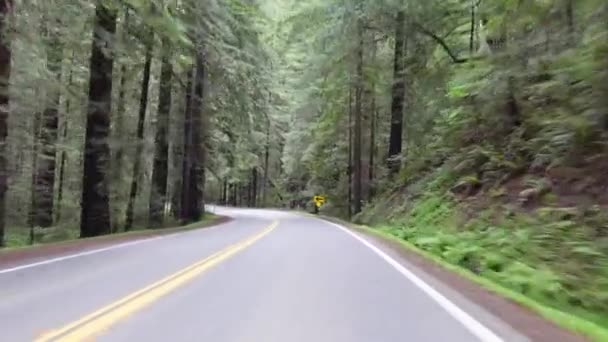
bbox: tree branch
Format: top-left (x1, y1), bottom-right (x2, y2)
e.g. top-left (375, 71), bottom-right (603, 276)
top-left (411, 22), bottom-right (468, 64)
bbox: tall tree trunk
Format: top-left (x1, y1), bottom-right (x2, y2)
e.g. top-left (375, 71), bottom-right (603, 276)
top-left (125, 33), bottom-right (153, 230)
top-left (55, 120), bottom-right (68, 223)
top-left (369, 91), bottom-right (376, 200)
top-left (388, 10), bottom-right (406, 174)
top-left (187, 52), bottom-right (206, 220)
top-left (170, 88), bottom-right (184, 220)
top-left (56, 51), bottom-right (76, 223)
top-left (176, 68), bottom-right (194, 220)
top-left (180, 67), bottom-right (195, 222)
top-left (368, 37), bottom-right (377, 201)
top-left (251, 168), bottom-right (257, 208)
top-left (222, 178), bottom-right (227, 204)
top-left (181, 51), bottom-right (205, 223)
top-left (262, 116), bottom-right (270, 206)
top-left (0, 0), bottom-right (13, 247)
top-left (237, 184), bottom-right (241, 207)
top-left (28, 111), bottom-right (42, 230)
top-left (80, 3), bottom-right (117, 238)
top-left (246, 180), bottom-right (251, 207)
top-left (234, 184), bottom-right (238, 206)
top-left (469, 0), bottom-right (476, 54)
top-left (353, 20), bottom-right (364, 215)
top-left (230, 183), bottom-right (236, 206)
top-left (347, 86), bottom-right (353, 219)
top-left (149, 37), bottom-right (172, 228)
top-left (111, 9), bottom-right (129, 232)
top-left (32, 19), bottom-right (63, 228)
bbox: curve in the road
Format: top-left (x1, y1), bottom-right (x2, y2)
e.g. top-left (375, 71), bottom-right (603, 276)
top-left (35, 220), bottom-right (278, 342)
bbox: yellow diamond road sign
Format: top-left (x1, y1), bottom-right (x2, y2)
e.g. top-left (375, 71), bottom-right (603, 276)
top-left (313, 196), bottom-right (326, 207)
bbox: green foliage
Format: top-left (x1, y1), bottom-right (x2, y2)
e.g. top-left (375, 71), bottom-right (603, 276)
top-left (365, 192), bottom-right (608, 329)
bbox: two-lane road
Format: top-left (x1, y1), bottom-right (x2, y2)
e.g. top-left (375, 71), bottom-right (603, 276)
top-left (0, 208), bottom-right (527, 341)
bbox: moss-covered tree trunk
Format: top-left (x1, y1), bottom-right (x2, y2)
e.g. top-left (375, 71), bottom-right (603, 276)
top-left (387, 10), bottom-right (406, 174)
top-left (125, 32), bottom-right (153, 230)
top-left (149, 38), bottom-right (172, 228)
top-left (347, 85), bottom-right (352, 218)
top-left (180, 66), bottom-right (194, 222)
top-left (111, 10), bottom-right (129, 232)
top-left (183, 52), bottom-right (206, 221)
top-left (32, 20), bottom-right (63, 228)
top-left (353, 19), bottom-right (364, 215)
top-left (56, 52), bottom-right (75, 224)
top-left (0, 0), bottom-right (13, 247)
top-left (251, 168), bottom-right (257, 207)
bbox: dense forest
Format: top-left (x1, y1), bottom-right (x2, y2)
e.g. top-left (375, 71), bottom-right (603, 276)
top-left (275, 0), bottom-right (608, 334)
top-left (0, 0), bottom-right (282, 245)
top-left (0, 0), bottom-right (607, 336)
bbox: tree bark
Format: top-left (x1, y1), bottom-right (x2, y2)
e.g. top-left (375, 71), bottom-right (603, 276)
top-left (28, 111), bottom-right (42, 230)
top-left (56, 51), bottom-right (76, 224)
top-left (262, 115), bottom-right (270, 206)
top-left (222, 178), bottom-right (227, 204)
top-left (469, 0), bottom-right (476, 54)
top-left (180, 66), bottom-right (194, 222)
top-left (230, 183), bottom-right (236, 206)
top-left (368, 37), bottom-right (377, 200)
top-left (32, 18), bottom-right (63, 228)
top-left (175, 68), bottom-right (194, 220)
top-left (237, 184), bottom-right (242, 207)
top-left (347, 86), bottom-right (352, 219)
top-left (125, 33), bottom-right (153, 230)
top-left (55, 120), bottom-right (68, 223)
top-left (188, 52), bottom-right (206, 220)
top-left (181, 51), bottom-right (205, 223)
top-left (251, 168), bottom-right (257, 208)
top-left (369, 89), bottom-right (376, 200)
top-left (0, 0), bottom-right (13, 247)
top-left (149, 37), bottom-right (172, 228)
top-left (80, 2), bottom-right (117, 238)
top-left (111, 9), bottom-right (129, 232)
top-left (353, 19), bottom-right (364, 215)
top-left (388, 10), bottom-right (406, 174)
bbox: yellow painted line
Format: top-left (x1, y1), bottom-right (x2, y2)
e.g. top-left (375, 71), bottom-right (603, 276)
top-left (36, 220), bottom-right (279, 342)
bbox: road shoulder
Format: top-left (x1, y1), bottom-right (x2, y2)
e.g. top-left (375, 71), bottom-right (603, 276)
top-left (0, 215), bottom-right (231, 271)
top-left (317, 215), bottom-right (593, 342)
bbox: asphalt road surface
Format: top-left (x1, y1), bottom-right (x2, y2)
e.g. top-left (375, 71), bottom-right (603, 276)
top-left (0, 207), bottom-right (529, 342)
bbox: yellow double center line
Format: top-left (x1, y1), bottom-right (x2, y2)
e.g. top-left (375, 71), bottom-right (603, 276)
top-left (36, 220), bottom-right (279, 342)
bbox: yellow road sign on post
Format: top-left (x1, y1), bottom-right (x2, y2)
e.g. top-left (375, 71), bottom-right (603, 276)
top-left (313, 195), bottom-right (326, 208)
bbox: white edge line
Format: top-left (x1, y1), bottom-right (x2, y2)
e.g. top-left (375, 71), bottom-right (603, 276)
top-left (0, 220), bottom-right (228, 275)
top-left (0, 237), bottom-right (166, 275)
top-left (322, 219), bottom-right (504, 342)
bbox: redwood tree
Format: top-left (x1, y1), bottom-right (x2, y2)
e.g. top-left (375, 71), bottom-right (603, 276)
top-left (387, 10), bottom-right (406, 174)
top-left (80, 2), bottom-right (116, 238)
top-left (353, 18), bottom-right (364, 215)
top-left (0, 0), bottom-right (13, 246)
top-left (125, 31), bottom-right (153, 230)
top-left (32, 19), bottom-right (63, 228)
top-left (180, 52), bottom-right (206, 223)
top-left (149, 37), bottom-right (173, 227)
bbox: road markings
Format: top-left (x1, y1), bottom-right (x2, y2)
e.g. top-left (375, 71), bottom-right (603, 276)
top-left (35, 220), bottom-right (279, 342)
top-left (323, 219), bottom-right (504, 342)
top-left (0, 239), bottom-right (165, 275)
top-left (0, 220), bottom-right (231, 275)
